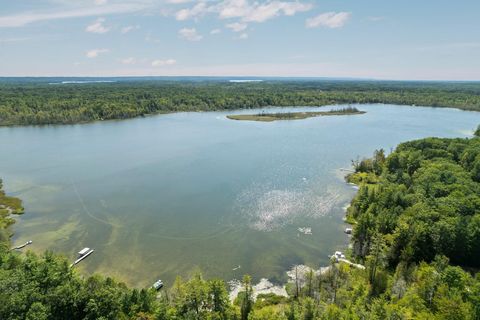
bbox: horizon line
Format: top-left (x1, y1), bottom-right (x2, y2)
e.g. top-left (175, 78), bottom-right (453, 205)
top-left (1, 76), bottom-right (479, 82)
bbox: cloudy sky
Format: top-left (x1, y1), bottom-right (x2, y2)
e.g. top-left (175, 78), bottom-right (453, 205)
top-left (1, 0), bottom-right (479, 79)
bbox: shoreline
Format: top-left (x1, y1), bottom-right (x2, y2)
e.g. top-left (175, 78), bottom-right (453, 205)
top-left (228, 167), bottom-right (358, 301)
top-left (1, 101), bottom-right (479, 127)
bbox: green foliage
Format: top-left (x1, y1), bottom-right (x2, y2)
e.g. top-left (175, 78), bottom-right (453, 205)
top-left (254, 293), bottom-right (288, 309)
top-left (169, 271), bottom-right (233, 319)
top-left (1, 80), bottom-right (480, 125)
top-left (474, 125), bottom-right (480, 137)
top-left (348, 137), bottom-right (480, 268)
top-left (0, 250), bottom-right (155, 319)
top-left (0, 179), bottom-right (24, 243)
top-left (240, 275), bottom-right (254, 320)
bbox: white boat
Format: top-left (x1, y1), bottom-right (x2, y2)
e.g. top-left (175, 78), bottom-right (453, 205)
top-left (298, 227), bottom-right (312, 235)
top-left (152, 280), bottom-right (164, 290)
top-left (78, 247), bottom-right (91, 256)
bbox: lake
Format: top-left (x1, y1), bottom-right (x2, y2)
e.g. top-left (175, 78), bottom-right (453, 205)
top-left (1, 104), bottom-right (479, 287)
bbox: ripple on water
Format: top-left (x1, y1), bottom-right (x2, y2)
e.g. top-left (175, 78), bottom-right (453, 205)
top-left (235, 183), bottom-right (343, 231)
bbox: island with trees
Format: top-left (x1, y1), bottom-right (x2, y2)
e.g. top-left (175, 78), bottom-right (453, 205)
top-left (1, 127), bottom-right (479, 319)
top-left (226, 107), bottom-right (365, 122)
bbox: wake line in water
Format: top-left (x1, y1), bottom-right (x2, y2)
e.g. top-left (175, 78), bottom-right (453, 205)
top-left (71, 180), bottom-right (120, 228)
top-left (146, 224), bottom-right (239, 241)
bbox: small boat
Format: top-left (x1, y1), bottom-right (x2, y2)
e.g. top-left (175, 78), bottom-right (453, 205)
top-left (344, 228), bottom-right (352, 234)
top-left (152, 279), bottom-right (164, 290)
top-left (78, 247), bottom-right (91, 256)
top-left (298, 227), bottom-right (312, 235)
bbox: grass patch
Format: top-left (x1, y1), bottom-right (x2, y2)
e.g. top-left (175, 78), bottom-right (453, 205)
top-left (346, 172), bottom-right (379, 185)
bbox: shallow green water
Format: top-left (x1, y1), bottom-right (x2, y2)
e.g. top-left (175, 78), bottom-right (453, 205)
top-left (1, 104), bottom-right (479, 287)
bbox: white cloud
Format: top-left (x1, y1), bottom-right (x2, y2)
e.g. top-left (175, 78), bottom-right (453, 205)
top-left (152, 59), bottom-right (177, 67)
top-left (94, 0), bottom-right (108, 5)
top-left (121, 25), bottom-right (140, 34)
top-left (120, 57), bottom-right (136, 64)
top-left (173, 0), bottom-right (313, 24)
top-left (218, 0), bottom-right (251, 19)
top-left (242, 2), bottom-right (312, 23)
top-left (178, 28), bottom-right (203, 41)
top-left (0, 3), bottom-right (145, 28)
top-left (85, 17), bottom-right (110, 34)
top-left (210, 28), bottom-right (221, 35)
top-left (226, 22), bottom-right (247, 32)
top-left (86, 48), bottom-right (109, 58)
top-left (175, 2), bottom-right (208, 21)
top-left (238, 32), bottom-right (248, 40)
top-left (306, 12), bottom-right (351, 29)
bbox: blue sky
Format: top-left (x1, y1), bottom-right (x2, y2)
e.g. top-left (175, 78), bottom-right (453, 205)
top-left (1, 0), bottom-right (479, 79)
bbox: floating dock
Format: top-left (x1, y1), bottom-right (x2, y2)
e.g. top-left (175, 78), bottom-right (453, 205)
top-left (70, 247), bottom-right (94, 267)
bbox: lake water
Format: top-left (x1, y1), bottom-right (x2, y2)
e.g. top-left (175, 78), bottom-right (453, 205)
top-left (1, 104), bottom-right (479, 287)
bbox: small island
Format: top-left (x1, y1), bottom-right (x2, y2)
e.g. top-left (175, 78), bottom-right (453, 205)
top-left (226, 107), bottom-right (366, 122)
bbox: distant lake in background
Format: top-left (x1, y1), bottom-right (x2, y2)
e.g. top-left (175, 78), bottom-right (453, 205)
top-left (1, 104), bottom-right (479, 287)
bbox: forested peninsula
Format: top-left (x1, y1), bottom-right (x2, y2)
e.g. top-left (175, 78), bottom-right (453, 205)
top-left (1, 79), bottom-right (480, 126)
top-left (1, 128), bottom-right (480, 319)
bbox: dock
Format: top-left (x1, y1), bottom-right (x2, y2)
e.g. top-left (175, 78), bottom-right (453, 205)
top-left (70, 247), bottom-right (94, 267)
top-left (331, 251), bottom-right (365, 270)
top-left (11, 240), bottom-right (33, 250)
top-left (338, 258), bottom-right (365, 270)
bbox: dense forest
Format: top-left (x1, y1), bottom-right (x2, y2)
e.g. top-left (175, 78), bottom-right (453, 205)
top-left (1, 130), bottom-right (480, 319)
top-left (1, 79), bottom-right (480, 125)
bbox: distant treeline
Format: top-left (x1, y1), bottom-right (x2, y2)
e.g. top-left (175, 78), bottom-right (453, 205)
top-left (1, 80), bottom-right (480, 125)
